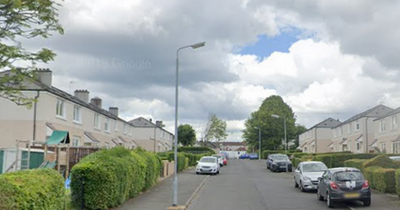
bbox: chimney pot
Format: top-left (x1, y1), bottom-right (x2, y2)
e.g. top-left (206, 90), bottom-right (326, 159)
top-left (74, 90), bottom-right (90, 103)
top-left (90, 97), bottom-right (102, 109)
top-left (35, 69), bottom-right (52, 87)
top-left (109, 107), bottom-right (119, 117)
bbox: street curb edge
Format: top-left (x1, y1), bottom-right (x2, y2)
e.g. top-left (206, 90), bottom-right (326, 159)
top-left (184, 175), bottom-right (210, 209)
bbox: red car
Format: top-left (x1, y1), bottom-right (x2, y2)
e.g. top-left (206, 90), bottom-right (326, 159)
top-left (220, 154), bottom-right (228, 165)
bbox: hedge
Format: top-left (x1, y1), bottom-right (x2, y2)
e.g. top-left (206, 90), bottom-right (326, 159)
top-left (70, 147), bottom-right (161, 210)
top-left (344, 159), bottom-right (367, 172)
top-left (292, 158), bottom-right (302, 168)
top-left (363, 155), bottom-right (400, 169)
top-left (364, 166), bottom-right (382, 189)
top-left (178, 146), bottom-right (215, 154)
top-left (167, 152), bottom-right (187, 172)
top-left (395, 169), bottom-right (400, 196)
top-left (0, 168), bottom-right (64, 210)
top-left (314, 155), bottom-right (333, 168)
top-left (373, 168), bottom-right (396, 193)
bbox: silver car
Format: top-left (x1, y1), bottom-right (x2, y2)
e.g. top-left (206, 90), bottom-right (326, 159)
top-left (294, 161), bottom-right (328, 192)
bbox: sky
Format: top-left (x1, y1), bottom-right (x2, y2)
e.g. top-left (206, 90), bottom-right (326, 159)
top-left (28, 0), bottom-right (400, 141)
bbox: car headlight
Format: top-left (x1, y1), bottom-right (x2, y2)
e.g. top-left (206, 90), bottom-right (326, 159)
top-left (302, 176), bottom-right (312, 181)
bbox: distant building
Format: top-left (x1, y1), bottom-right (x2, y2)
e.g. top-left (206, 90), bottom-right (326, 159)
top-left (372, 107), bottom-right (400, 154)
top-left (219, 141), bottom-right (247, 151)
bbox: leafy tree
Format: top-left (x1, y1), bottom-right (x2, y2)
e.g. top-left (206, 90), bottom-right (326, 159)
top-left (204, 113), bottom-right (228, 142)
top-left (0, 0), bottom-right (64, 106)
top-left (178, 124), bottom-right (196, 146)
top-left (292, 124), bottom-right (307, 149)
top-left (242, 95), bottom-right (297, 151)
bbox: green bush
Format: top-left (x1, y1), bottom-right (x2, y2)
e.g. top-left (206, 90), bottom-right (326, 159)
top-left (0, 168), bottom-right (64, 210)
top-left (395, 169), bottom-right (400, 196)
top-left (363, 155), bottom-right (400, 169)
top-left (292, 158), bottom-right (302, 168)
top-left (344, 159), bottom-right (367, 172)
top-left (178, 146), bottom-right (215, 154)
top-left (70, 147), bottom-right (161, 210)
top-left (373, 168), bottom-right (396, 193)
top-left (167, 152), bottom-right (187, 172)
top-left (364, 166), bottom-right (382, 189)
top-left (314, 155), bottom-right (333, 168)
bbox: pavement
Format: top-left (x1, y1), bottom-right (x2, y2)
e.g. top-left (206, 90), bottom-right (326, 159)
top-left (116, 168), bottom-right (209, 210)
top-left (116, 159), bottom-right (400, 210)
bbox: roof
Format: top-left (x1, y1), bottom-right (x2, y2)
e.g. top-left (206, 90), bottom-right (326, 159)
top-left (307, 118), bottom-right (342, 131)
top-left (375, 106), bottom-right (400, 121)
top-left (129, 117), bottom-right (174, 135)
top-left (333, 105), bottom-right (394, 128)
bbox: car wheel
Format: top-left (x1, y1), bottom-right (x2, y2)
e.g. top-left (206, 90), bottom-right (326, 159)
top-left (363, 198), bottom-right (371, 207)
top-left (300, 181), bottom-right (306, 192)
top-left (217, 171), bottom-right (220, 175)
top-left (294, 180), bottom-right (299, 188)
top-left (196, 172), bottom-right (199, 175)
top-left (326, 192), bottom-right (334, 208)
top-left (272, 165), bottom-right (277, 172)
top-left (317, 188), bottom-right (324, 201)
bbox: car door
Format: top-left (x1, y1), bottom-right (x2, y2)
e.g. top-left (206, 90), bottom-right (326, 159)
top-left (319, 171), bottom-right (329, 197)
top-left (294, 163), bottom-right (302, 184)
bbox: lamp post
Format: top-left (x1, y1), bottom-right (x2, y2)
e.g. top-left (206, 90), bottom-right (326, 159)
top-left (271, 114), bottom-right (287, 172)
top-left (254, 127), bottom-right (261, 160)
top-left (172, 41), bottom-right (205, 207)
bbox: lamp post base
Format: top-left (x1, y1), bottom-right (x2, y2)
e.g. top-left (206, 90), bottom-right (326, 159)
top-left (167, 205), bottom-right (186, 210)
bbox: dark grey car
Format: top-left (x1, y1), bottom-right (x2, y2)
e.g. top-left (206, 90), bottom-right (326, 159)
top-left (266, 154), bottom-right (292, 172)
top-left (317, 167), bottom-right (371, 208)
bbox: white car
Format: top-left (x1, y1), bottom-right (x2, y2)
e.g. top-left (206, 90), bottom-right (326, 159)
top-left (212, 154), bottom-right (224, 167)
top-left (294, 161), bottom-right (328, 192)
top-left (196, 156), bottom-right (220, 175)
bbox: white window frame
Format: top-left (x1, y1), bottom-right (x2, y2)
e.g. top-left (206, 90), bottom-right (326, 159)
top-left (56, 99), bottom-right (66, 118)
top-left (393, 116), bottom-right (397, 130)
top-left (104, 118), bottom-right (110, 133)
top-left (354, 120), bottom-right (360, 131)
top-left (393, 142), bottom-right (400, 154)
top-left (72, 136), bottom-right (80, 147)
top-left (380, 143), bottom-right (386, 153)
top-left (94, 113), bottom-right (101, 130)
top-left (73, 105), bottom-right (82, 124)
top-left (380, 120), bottom-right (386, 132)
top-left (347, 124), bottom-right (351, 134)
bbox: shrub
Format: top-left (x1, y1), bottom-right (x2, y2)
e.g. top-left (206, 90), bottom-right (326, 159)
top-left (373, 168), bottom-right (396, 193)
top-left (314, 155), bottom-right (333, 168)
top-left (363, 155), bottom-right (399, 169)
top-left (70, 147), bottom-right (161, 210)
top-left (0, 168), bottom-right (64, 210)
top-left (395, 169), bottom-right (400, 196)
top-left (364, 166), bottom-right (382, 189)
top-left (344, 159), bottom-right (367, 172)
top-left (178, 146), bottom-right (215, 154)
top-left (292, 158), bottom-right (302, 168)
top-left (167, 152), bottom-right (187, 172)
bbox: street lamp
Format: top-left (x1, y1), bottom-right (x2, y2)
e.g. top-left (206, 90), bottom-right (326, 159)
top-left (172, 41), bottom-right (205, 207)
top-left (271, 114), bottom-right (288, 172)
top-left (254, 127), bottom-right (261, 160)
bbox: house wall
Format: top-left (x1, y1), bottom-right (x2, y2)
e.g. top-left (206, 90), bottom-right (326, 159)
top-left (374, 113), bottom-right (400, 154)
top-left (316, 128), bottom-right (333, 153)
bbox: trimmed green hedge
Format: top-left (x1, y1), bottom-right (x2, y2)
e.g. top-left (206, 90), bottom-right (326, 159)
top-left (363, 155), bottom-right (400, 169)
top-left (292, 158), bottom-right (301, 168)
top-left (70, 147), bottom-right (161, 210)
top-left (167, 152), bottom-right (187, 172)
top-left (314, 155), bottom-right (333, 168)
top-left (0, 168), bottom-right (64, 210)
top-left (395, 169), bottom-right (400, 196)
top-left (364, 166), bottom-right (382, 189)
top-left (344, 159), bottom-right (367, 172)
top-left (373, 168), bottom-right (396, 193)
top-left (178, 146), bottom-right (215, 154)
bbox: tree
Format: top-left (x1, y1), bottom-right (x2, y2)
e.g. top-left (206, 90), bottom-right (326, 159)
top-left (178, 124), bottom-right (196, 146)
top-left (242, 95), bottom-right (297, 151)
top-left (0, 0), bottom-right (64, 106)
top-left (292, 124), bottom-right (307, 150)
top-left (204, 113), bottom-right (228, 142)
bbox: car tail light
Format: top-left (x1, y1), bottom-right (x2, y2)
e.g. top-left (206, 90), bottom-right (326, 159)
top-left (362, 180), bottom-right (369, 189)
top-left (330, 181), bottom-right (338, 190)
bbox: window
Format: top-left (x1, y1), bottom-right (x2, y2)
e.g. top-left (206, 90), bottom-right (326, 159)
top-left (72, 136), bottom-right (80, 147)
top-left (56, 99), bottom-right (65, 118)
top-left (393, 116), bottom-right (397, 130)
top-left (347, 124), bottom-right (351, 134)
top-left (354, 120), bottom-right (360, 131)
top-left (342, 145), bottom-right (348, 151)
top-left (105, 118), bottom-right (110, 132)
top-left (73, 106), bottom-right (81, 123)
top-left (356, 142), bottom-right (361, 150)
top-left (393, 142), bottom-right (400, 154)
top-left (380, 120), bottom-right (386, 132)
top-left (380, 143), bottom-right (386, 153)
top-left (94, 114), bottom-right (100, 129)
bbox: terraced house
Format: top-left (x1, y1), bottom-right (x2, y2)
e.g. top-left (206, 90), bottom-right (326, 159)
top-left (371, 107), bottom-right (400, 153)
top-left (298, 118), bottom-right (341, 153)
top-left (0, 69), bottom-right (171, 151)
top-left (330, 105), bottom-right (393, 153)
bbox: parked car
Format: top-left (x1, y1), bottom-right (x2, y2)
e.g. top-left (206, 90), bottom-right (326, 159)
top-left (389, 156), bottom-right (400, 161)
top-left (294, 161), bottom-right (328, 192)
top-left (220, 154), bottom-right (228, 165)
top-left (249, 153), bottom-right (258, 160)
top-left (212, 154), bottom-right (224, 167)
top-left (196, 156), bottom-right (220, 175)
top-left (266, 154), bottom-right (279, 169)
top-left (267, 154), bottom-right (292, 172)
top-left (317, 167), bottom-right (371, 208)
top-left (239, 154), bottom-right (250, 159)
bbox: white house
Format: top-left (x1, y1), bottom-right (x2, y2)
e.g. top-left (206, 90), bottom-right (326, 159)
top-left (371, 107), bottom-right (400, 153)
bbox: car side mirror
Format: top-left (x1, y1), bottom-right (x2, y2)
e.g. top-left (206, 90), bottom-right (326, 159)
top-left (317, 177), bottom-right (322, 181)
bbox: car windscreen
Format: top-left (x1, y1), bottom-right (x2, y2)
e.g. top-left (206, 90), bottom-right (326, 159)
top-left (302, 163), bottom-right (327, 172)
top-left (273, 155), bottom-right (289, 161)
top-left (334, 171), bottom-right (363, 181)
top-left (200, 158), bottom-right (216, 163)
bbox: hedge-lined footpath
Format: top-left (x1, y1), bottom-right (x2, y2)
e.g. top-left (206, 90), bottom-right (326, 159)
top-left (0, 168), bottom-right (65, 210)
top-left (70, 147), bottom-right (161, 210)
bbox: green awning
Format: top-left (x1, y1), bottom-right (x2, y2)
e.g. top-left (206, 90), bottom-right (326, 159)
top-left (46, 130), bottom-right (70, 145)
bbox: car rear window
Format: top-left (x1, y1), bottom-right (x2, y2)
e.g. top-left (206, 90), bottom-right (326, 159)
top-left (200, 158), bottom-right (216, 163)
top-left (302, 163), bottom-right (327, 172)
top-left (274, 155), bottom-right (289, 161)
top-left (334, 171), bottom-right (363, 181)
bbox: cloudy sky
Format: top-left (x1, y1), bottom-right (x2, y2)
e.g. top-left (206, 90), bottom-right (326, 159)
top-left (31, 0), bottom-right (400, 141)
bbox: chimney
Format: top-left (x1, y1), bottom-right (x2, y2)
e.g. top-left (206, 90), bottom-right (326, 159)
top-left (90, 97), bottom-right (102, 108)
top-left (36, 68), bottom-right (52, 87)
top-left (149, 119), bottom-right (152, 122)
top-left (74, 90), bottom-right (89, 103)
top-left (156, 120), bottom-right (163, 127)
top-left (109, 107), bottom-right (119, 117)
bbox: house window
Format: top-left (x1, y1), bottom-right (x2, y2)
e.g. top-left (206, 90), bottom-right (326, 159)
top-left (393, 142), bottom-right (400, 154)
top-left (356, 142), bottom-right (361, 150)
top-left (354, 120), bottom-right (360, 131)
top-left (94, 114), bottom-right (100, 129)
top-left (380, 120), bottom-right (386, 132)
top-left (56, 99), bottom-right (65, 118)
top-left (393, 116), bottom-right (397, 130)
top-left (105, 118), bottom-right (110, 132)
top-left (72, 136), bottom-right (80, 147)
top-left (348, 124), bottom-right (351, 134)
top-left (342, 145), bottom-right (348, 151)
top-left (73, 106), bottom-right (81, 123)
top-left (380, 143), bottom-right (386, 153)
